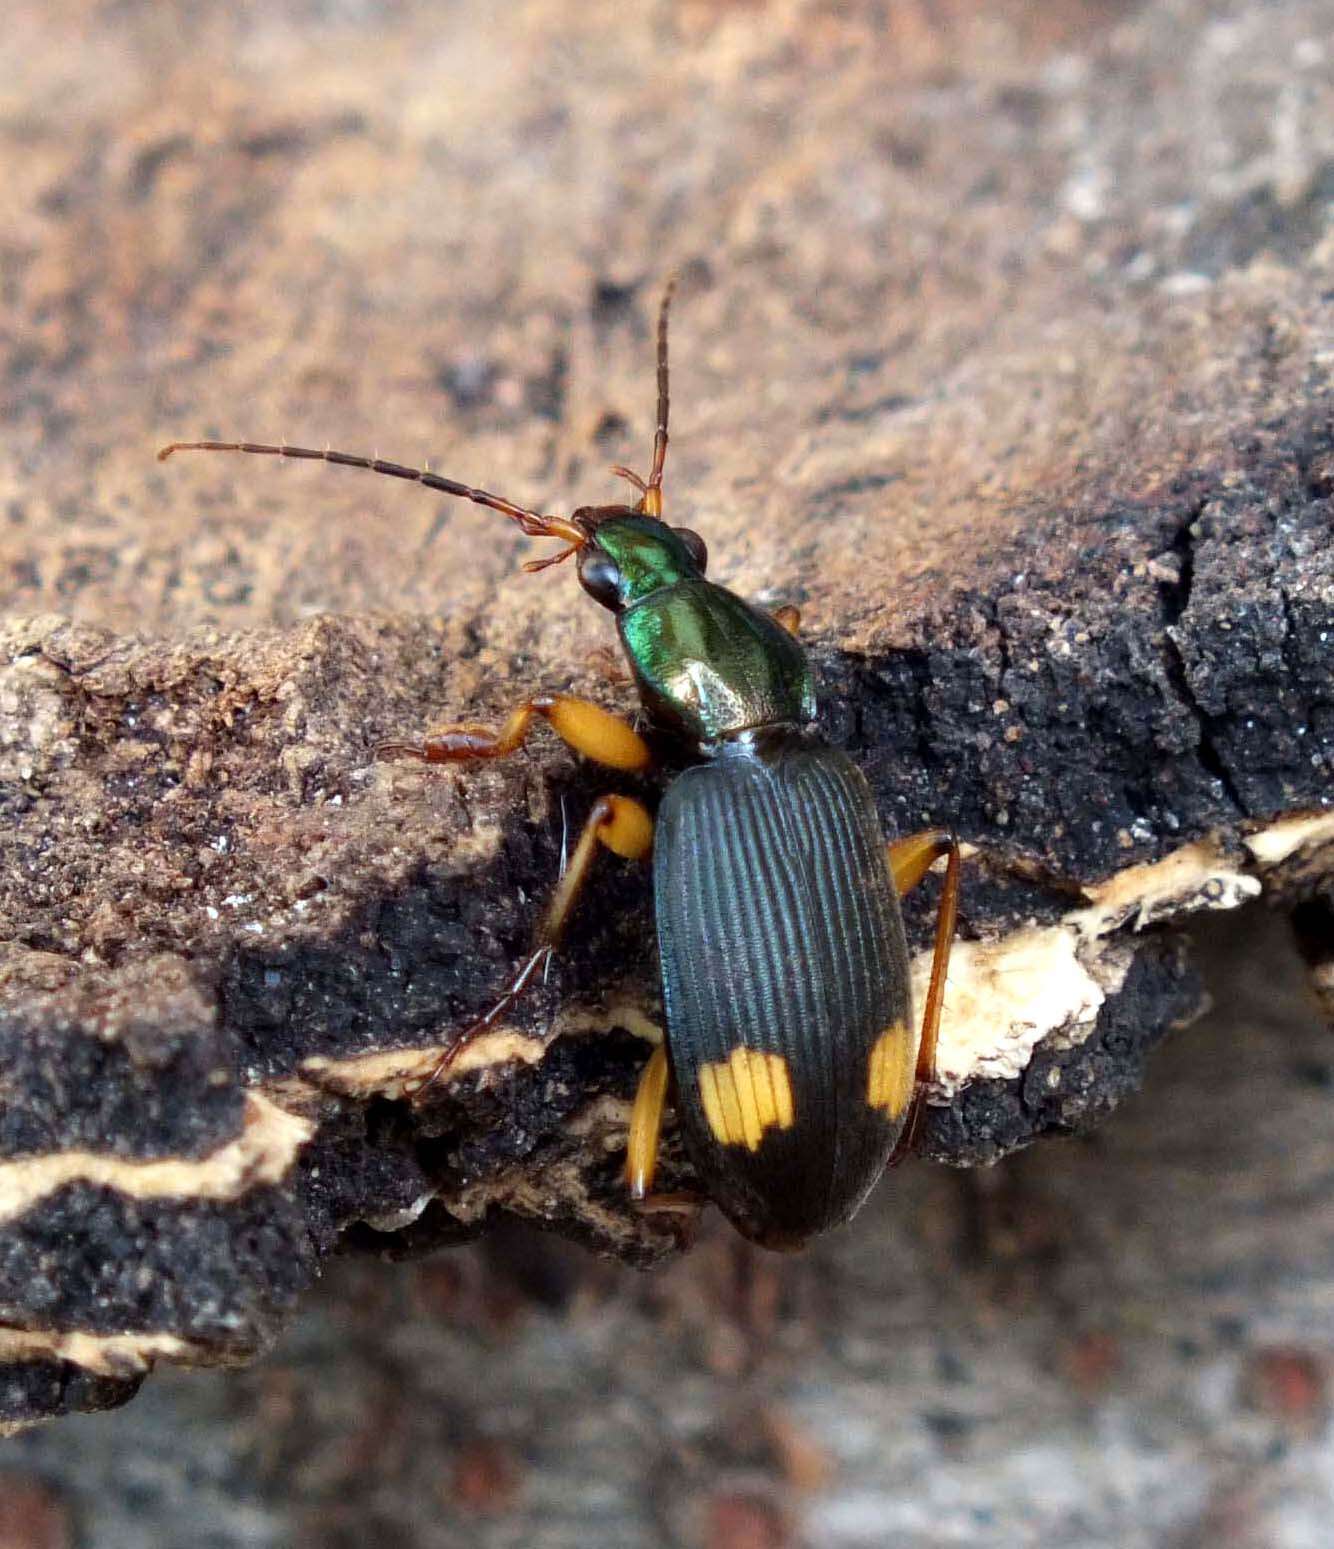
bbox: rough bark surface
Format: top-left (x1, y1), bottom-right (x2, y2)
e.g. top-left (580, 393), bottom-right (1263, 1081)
top-left (3, 911), bottom-right (1332, 1549)
top-left (0, 0), bottom-right (1331, 1432)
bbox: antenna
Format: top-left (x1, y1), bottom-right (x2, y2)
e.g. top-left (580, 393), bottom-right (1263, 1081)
top-left (606, 276), bottom-right (676, 519)
top-left (156, 439), bottom-right (587, 556)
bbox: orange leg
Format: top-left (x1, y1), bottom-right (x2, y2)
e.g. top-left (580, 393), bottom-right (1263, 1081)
top-left (586, 644), bottom-right (631, 685)
top-left (625, 1043), bottom-right (670, 1198)
top-left (887, 829), bottom-right (959, 1083)
top-left (408, 794), bottom-right (654, 1103)
top-left (887, 828), bottom-right (952, 899)
top-left (379, 693), bottom-right (651, 774)
top-left (626, 1044), bottom-right (705, 1213)
top-left (906, 835), bottom-right (961, 1085)
top-left (885, 831), bottom-right (961, 1166)
top-left (539, 794), bottom-right (653, 948)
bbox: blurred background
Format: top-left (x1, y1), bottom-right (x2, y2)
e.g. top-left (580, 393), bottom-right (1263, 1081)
top-left (3, 1), bottom-right (1332, 1544)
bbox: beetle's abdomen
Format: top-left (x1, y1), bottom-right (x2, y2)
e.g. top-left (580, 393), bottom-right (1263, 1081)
top-left (619, 579), bottom-right (815, 743)
top-left (654, 735), bottom-right (915, 1247)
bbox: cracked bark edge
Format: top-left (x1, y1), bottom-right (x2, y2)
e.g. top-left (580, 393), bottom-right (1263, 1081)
top-left (1, 405), bottom-right (1331, 1425)
top-left (827, 403), bottom-right (1334, 883)
top-left (0, 819), bottom-right (1327, 1430)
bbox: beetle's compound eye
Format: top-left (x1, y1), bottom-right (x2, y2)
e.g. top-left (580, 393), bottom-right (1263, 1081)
top-left (673, 527), bottom-right (708, 573)
top-left (577, 547), bottom-right (624, 611)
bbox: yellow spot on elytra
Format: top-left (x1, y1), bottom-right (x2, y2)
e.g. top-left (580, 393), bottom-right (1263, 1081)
top-left (867, 1020), bottom-right (915, 1118)
top-left (698, 1048), bottom-right (795, 1151)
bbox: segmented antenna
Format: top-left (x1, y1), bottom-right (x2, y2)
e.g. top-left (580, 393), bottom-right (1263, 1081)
top-left (159, 279), bottom-right (681, 546)
top-left (608, 276), bottom-right (676, 519)
top-left (643, 277), bottom-right (675, 518)
top-left (155, 439), bottom-right (587, 553)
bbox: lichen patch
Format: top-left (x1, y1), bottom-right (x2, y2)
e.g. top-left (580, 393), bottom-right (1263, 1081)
top-left (297, 1033), bottom-right (546, 1100)
top-left (925, 925), bottom-right (1107, 1094)
top-left (1242, 810), bottom-right (1334, 867)
top-left (292, 1001), bottom-right (660, 1103)
top-left (0, 1327), bottom-right (198, 1379)
top-left (0, 1094), bottom-right (311, 1224)
top-left (1077, 837), bottom-right (1261, 933)
top-left (923, 829), bottom-right (1285, 1099)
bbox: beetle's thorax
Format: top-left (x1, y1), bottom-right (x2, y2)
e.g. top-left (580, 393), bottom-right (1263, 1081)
top-left (583, 530), bottom-right (811, 750)
top-left (618, 582), bottom-right (816, 746)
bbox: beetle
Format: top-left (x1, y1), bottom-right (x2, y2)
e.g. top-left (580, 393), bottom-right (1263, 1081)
top-left (158, 282), bottom-right (960, 1250)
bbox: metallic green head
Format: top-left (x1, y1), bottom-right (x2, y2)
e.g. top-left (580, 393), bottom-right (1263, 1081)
top-left (575, 512), bottom-right (708, 609)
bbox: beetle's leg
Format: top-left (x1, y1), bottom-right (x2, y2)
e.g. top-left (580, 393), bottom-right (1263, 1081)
top-left (542, 801), bottom-right (689, 1209)
top-left (910, 835), bottom-right (961, 1085)
top-left (771, 604), bottom-right (801, 637)
top-left (885, 833), bottom-right (962, 1166)
top-left (625, 1054), bottom-right (704, 1215)
top-left (887, 828), bottom-right (953, 898)
top-left (586, 643), bottom-right (631, 685)
top-left (626, 1044), bottom-right (708, 1216)
top-left (538, 793), bottom-right (654, 949)
top-left (625, 1043), bottom-right (670, 1198)
top-left (407, 794), bottom-right (654, 1102)
top-left (378, 693), bottom-right (651, 774)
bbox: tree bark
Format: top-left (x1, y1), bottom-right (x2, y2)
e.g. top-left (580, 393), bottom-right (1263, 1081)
top-left (0, 0), bottom-right (1330, 1429)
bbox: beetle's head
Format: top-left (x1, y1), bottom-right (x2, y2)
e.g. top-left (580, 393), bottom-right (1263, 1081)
top-left (572, 509), bottom-right (707, 613)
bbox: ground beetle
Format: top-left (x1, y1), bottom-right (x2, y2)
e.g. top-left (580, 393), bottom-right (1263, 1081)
top-left (159, 283), bottom-right (961, 1250)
